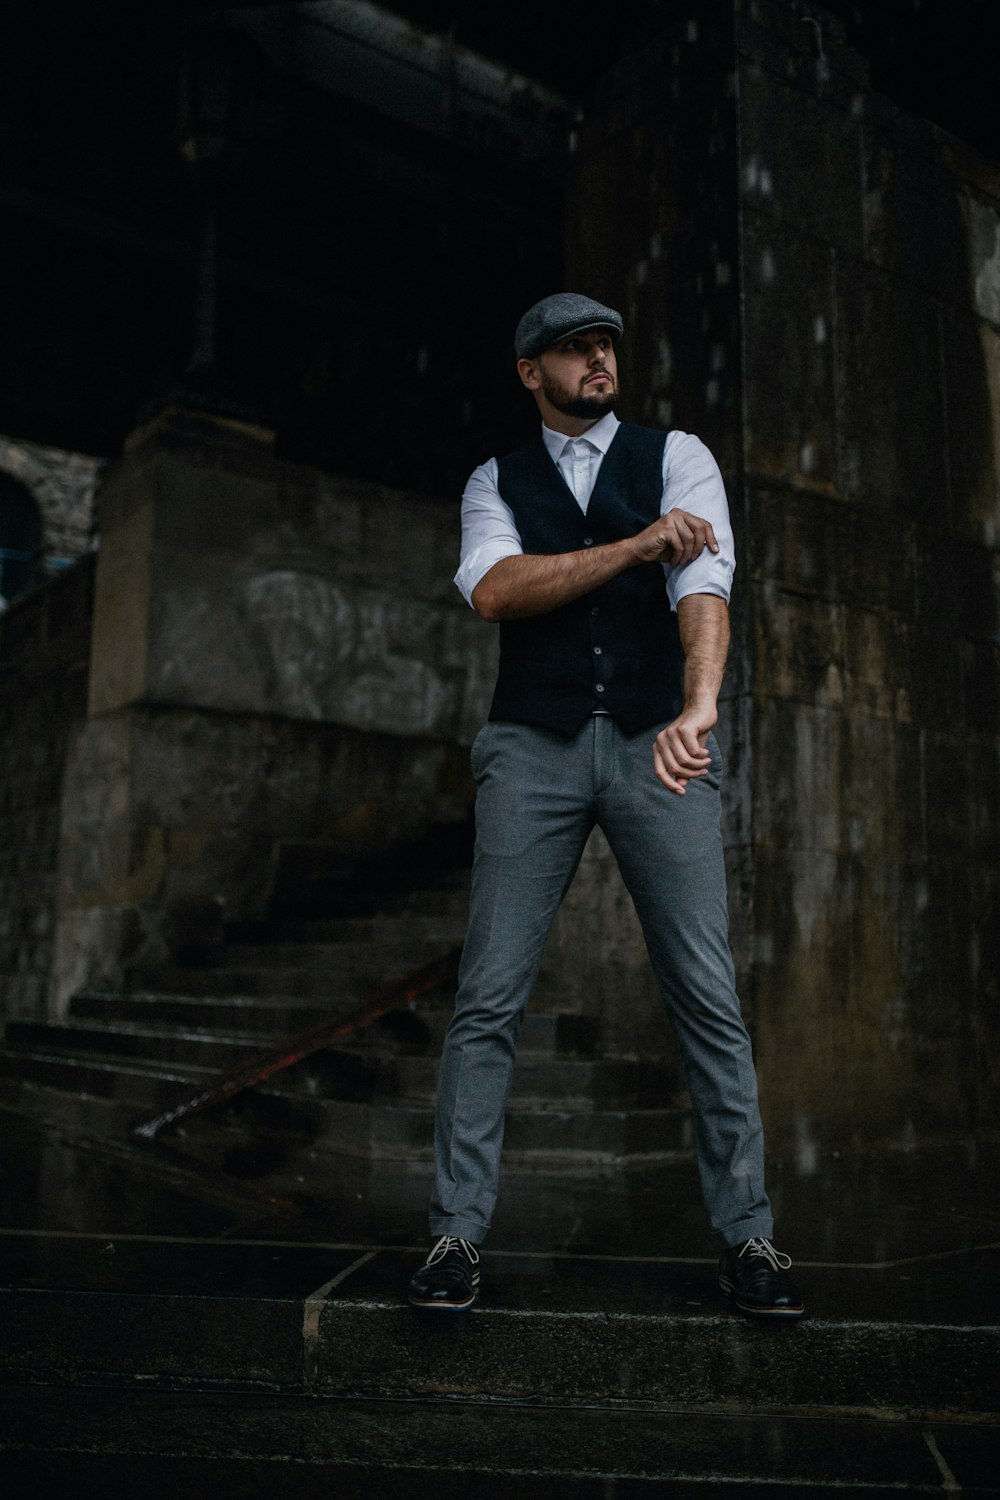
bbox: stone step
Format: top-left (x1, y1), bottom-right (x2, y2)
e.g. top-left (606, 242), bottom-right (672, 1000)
top-left (68, 993), bottom-right (602, 1057)
top-left (2, 1234), bottom-right (997, 1427)
top-left (215, 939), bottom-right (460, 971)
top-left (264, 840), bottom-right (472, 922)
top-left (0, 1050), bottom-right (693, 1161)
top-left (223, 911), bottom-right (469, 951)
top-left (0, 1084), bottom-right (700, 1253)
top-left (4, 1386), bottom-right (998, 1495)
top-left (4, 1020), bottom-right (680, 1107)
top-left (6, 1020), bottom-right (267, 1071)
top-left (69, 991), bottom-right (371, 1033)
top-left (125, 962), bottom-right (446, 998)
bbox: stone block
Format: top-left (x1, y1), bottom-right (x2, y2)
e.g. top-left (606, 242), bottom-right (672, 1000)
top-left (746, 486), bottom-right (916, 617)
top-left (742, 211), bottom-right (837, 489)
top-left (913, 534), bottom-right (997, 642)
top-left (906, 630), bottom-right (965, 727)
top-left (837, 714), bottom-right (925, 862)
top-left (842, 607), bottom-right (915, 724)
top-left (943, 313), bottom-right (1000, 548)
top-left (898, 853), bottom-right (996, 1131)
top-left (960, 638), bottom-right (1000, 734)
top-left (568, 6), bottom-right (744, 472)
top-left (87, 489), bottom-right (154, 714)
top-left (753, 698), bottom-right (845, 855)
top-left (752, 582), bottom-right (846, 709)
top-left (440, 606), bottom-right (499, 747)
top-left (835, 264), bottom-right (948, 517)
top-left (862, 106), bottom-right (968, 300)
top-left (724, 841), bottom-right (755, 1012)
top-left (960, 189), bottom-right (1000, 327)
top-left (752, 698), bottom-right (924, 865)
top-left (716, 690), bottom-right (753, 849)
top-left (921, 729), bottom-right (1000, 865)
top-left (88, 415), bottom-right (493, 745)
top-left (738, 59), bottom-right (864, 256)
top-left (736, 0), bottom-right (869, 97)
top-left (51, 702), bottom-right (476, 1003)
top-left (749, 842), bottom-right (952, 1142)
top-left (50, 905), bottom-right (144, 1016)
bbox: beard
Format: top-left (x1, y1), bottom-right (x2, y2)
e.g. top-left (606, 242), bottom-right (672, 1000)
top-left (540, 374), bottom-right (619, 421)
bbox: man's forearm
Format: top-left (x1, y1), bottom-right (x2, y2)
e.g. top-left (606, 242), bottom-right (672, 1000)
top-left (470, 507), bottom-right (720, 622)
top-left (677, 593), bottom-right (730, 710)
top-left (652, 594), bottom-right (730, 794)
top-left (470, 542), bottom-right (637, 622)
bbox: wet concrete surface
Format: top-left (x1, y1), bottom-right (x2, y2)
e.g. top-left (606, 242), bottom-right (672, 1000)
top-left (4, 1387), bottom-right (1000, 1496)
top-left (2, 1107), bottom-right (999, 1491)
top-left (3, 1106), bottom-right (999, 1266)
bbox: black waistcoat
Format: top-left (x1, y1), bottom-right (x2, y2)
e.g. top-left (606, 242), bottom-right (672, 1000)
top-left (490, 421), bottom-right (684, 736)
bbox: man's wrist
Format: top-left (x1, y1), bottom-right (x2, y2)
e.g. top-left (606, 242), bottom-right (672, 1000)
top-left (680, 693), bottom-right (720, 721)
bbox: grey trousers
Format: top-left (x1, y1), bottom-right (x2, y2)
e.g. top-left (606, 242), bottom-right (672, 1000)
top-left (429, 715), bottom-right (773, 1251)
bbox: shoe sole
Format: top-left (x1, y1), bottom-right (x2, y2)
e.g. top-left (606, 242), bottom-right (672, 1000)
top-left (719, 1275), bottom-right (804, 1319)
top-left (408, 1289), bottom-right (478, 1312)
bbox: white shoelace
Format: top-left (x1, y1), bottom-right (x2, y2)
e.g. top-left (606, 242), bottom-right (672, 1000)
top-left (738, 1237), bottom-right (793, 1270)
top-left (426, 1235), bottom-right (480, 1267)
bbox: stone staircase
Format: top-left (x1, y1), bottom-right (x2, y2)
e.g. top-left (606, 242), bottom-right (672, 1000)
top-left (5, 840), bottom-right (996, 1490)
top-left (0, 846), bottom-right (694, 1250)
top-left (2, 1227), bottom-right (998, 1494)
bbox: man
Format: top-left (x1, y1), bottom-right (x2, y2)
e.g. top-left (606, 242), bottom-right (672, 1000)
top-left (408, 292), bottom-right (802, 1320)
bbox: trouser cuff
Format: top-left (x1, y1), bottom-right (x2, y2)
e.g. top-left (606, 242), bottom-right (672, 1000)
top-left (429, 1217), bottom-right (489, 1245)
top-left (716, 1216), bottom-right (775, 1250)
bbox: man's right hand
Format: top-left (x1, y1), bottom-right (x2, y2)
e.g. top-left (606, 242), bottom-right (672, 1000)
top-left (631, 508), bottom-right (719, 568)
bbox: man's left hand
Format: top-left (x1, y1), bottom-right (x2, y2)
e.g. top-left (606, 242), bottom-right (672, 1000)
top-left (653, 702), bottom-right (718, 794)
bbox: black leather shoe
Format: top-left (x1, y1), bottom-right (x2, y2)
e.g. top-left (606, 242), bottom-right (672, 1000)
top-left (408, 1236), bottom-right (480, 1311)
top-left (719, 1237), bottom-right (804, 1318)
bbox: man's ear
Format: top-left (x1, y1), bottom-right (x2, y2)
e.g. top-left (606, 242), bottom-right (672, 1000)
top-left (517, 357), bottom-right (540, 390)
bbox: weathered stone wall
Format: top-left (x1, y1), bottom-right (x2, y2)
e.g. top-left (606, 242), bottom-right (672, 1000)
top-left (0, 557), bottom-right (94, 1018)
top-left (737, 0), bottom-right (1000, 1145)
top-left (87, 410), bottom-right (492, 743)
top-left (49, 410), bottom-right (495, 1010)
top-left (565, 0), bottom-right (1000, 1143)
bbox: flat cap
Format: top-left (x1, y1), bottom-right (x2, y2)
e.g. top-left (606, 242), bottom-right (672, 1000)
top-left (514, 292), bottom-right (624, 360)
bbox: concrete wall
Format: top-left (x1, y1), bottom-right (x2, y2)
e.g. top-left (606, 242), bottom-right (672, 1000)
top-left (566, 0), bottom-right (1000, 1144)
top-left (48, 409), bottom-right (495, 1011)
top-left (0, 558), bottom-right (94, 1018)
top-left (737, 0), bottom-right (1000, 1145)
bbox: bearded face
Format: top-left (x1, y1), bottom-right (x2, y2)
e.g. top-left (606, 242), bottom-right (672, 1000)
top-left (530, 332), bottom-right (620, 422)
top-left (539, 370), bottom-right (619, 420)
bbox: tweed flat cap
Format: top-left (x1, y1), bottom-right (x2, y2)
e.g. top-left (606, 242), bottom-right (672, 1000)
top-left (514, 292), bottom-right (624, 359)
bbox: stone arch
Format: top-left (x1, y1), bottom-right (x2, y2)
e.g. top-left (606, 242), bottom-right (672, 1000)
top-left (0, 433), bottom-right (103, 587)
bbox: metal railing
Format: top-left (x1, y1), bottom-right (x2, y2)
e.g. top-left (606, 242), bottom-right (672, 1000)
top-left (132, 944), bottom-right (461, 1142)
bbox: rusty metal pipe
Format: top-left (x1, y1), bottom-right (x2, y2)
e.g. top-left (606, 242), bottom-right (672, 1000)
top-left (132, 946), bottom-right (461, 1141)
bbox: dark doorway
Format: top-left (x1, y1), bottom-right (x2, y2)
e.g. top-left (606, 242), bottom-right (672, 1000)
top-left (0, 475), bottom-right (42, 607)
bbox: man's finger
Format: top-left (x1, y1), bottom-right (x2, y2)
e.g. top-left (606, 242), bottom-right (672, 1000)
top-left (657, 728), bottom-right (710, 773)
top-left (665, 510), bottom-right (720, 559)
top-left (653, 742), bottom-right (688, 795)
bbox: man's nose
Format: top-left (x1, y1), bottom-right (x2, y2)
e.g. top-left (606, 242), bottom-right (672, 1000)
top-left (588, 343), bottom-right (607, 364)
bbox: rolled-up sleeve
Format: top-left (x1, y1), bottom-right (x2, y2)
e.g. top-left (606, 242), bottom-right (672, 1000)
top-left (453, 458), bottom-right (524, 608)
top-left (660, 431), bottom-right (736, 610)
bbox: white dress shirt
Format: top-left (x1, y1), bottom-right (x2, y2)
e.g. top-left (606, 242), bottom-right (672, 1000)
top-left (453, 411), bottom-right (735, 610)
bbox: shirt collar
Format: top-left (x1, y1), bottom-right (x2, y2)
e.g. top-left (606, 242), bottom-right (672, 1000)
top-left (541, 410), bottom-right (620, 463)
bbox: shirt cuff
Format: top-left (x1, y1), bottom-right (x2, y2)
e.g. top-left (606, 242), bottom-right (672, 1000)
top-left (454, 538), bottom-right (524, 608)
top-left (666, 554), bottom-right (735, 611)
